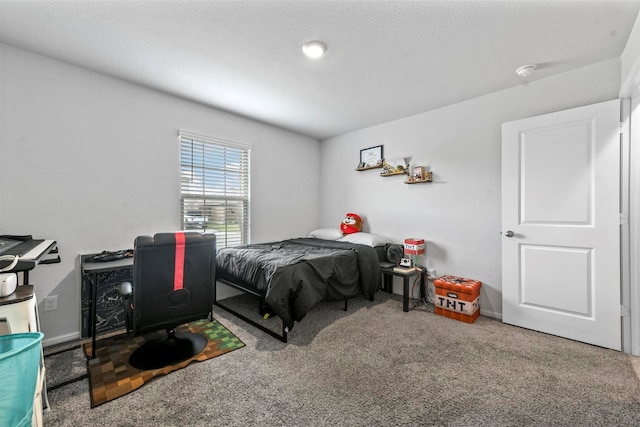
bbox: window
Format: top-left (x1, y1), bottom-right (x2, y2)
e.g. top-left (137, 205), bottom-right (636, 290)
top-left (179, 132), bottom-right (250, 248)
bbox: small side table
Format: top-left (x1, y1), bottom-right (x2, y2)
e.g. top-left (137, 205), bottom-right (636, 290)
top-left (380, 265), bottom-right (426, 312)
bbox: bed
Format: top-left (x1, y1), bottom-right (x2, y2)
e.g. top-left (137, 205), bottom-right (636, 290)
top-left (214, 231), bottom-right (390, 342)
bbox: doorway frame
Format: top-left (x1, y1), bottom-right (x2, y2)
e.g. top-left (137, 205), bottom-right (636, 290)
top-left (620, 56), bottom-right (640, 356)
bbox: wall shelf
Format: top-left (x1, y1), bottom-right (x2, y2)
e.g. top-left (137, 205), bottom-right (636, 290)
top-left (357, 156), bottom-right (434, 186)
top-left (404, 178), bottom-right (432, 184)
top-left (355, 165), bottom-right (383, 171)
top-left (405, 171), bottom-right (433, 184)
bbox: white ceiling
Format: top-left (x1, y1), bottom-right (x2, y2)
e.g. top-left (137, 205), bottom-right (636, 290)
top-left (1, 1), bottom-right (639, 140)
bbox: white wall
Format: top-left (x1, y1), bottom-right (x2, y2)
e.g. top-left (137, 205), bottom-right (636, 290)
top-left (0, 44), bottom-right (320, 344)
top-left (319, 58), bottom-right (622, 318)
top-left (621, 10), bottom-right (640, 92)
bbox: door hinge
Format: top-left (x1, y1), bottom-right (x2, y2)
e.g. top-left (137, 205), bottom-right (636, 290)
top-left (620, 213), bottom-right (629, 225)
top-left (621, 305), bottom-right (631, 317)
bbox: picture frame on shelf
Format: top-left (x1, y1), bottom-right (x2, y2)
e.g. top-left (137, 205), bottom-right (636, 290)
top-left (360, 145), bottom-right (383, 168)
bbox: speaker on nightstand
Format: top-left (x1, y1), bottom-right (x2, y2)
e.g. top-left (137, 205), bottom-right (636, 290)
top-left (386, 244), bottom-right (404, 265)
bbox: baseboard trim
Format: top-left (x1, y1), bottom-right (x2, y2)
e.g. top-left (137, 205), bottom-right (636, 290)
top-left (479, 309), bottom-right (502, 321)
top-left (43, 331), bottom-right (80, 348)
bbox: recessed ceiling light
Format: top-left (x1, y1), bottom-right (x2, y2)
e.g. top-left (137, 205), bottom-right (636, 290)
top-left (302, 41), bottom-right (326, 59)
top-left (516, 64), bottom-right (537, 78)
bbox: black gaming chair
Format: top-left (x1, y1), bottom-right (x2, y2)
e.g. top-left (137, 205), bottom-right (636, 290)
top-left (119, 231), bottom-right (216, 370)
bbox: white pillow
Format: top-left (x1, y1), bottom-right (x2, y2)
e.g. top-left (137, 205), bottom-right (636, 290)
top-left (338, 232), bottom-right (393, 247)
top-left (308, 228), bottom-right (344, 240)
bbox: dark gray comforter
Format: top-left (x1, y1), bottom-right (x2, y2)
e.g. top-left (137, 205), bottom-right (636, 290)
top-left (216, 238), bottom-right (381, 329)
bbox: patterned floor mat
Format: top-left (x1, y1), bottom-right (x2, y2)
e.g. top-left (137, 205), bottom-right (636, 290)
top-left (84, 319), bottom-right (245, 407)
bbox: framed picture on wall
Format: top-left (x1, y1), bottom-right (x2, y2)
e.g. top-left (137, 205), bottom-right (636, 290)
top-left (360, 145), bottom-right (383, 168)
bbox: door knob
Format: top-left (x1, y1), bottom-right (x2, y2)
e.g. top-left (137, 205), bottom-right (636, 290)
top-left (504, 230), bottom-right (514, 237)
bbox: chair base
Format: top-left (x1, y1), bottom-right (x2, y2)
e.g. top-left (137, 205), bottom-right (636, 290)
top-left (129, 329), bottom-right (207, 370)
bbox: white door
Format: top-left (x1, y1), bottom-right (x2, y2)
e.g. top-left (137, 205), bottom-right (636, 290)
top-left (502, 99), bottom-right (621, 350)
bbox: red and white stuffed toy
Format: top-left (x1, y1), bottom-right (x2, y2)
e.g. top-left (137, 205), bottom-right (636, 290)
top-left (340, 213), bottom-right (363, 235)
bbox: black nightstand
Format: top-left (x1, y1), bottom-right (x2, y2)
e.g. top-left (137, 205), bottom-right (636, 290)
top-left (380, 265), bottom-right (426, 312)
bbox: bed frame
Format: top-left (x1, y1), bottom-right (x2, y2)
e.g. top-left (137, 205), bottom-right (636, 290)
top-left (213, 276), bottom-right (349, 343)
top-left (213, 238), bottom-right (384, 343)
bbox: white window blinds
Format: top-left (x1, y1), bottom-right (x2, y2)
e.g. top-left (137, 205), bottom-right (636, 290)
top-left (179, 132), bottom-right (250, 248)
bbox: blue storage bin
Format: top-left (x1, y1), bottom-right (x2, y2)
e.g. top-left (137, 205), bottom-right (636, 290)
top-left (0, 332), bottom-right (44, 427)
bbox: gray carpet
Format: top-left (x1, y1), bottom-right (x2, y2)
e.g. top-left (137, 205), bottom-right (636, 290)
top-left (43, 293), bottom-right (640, 426)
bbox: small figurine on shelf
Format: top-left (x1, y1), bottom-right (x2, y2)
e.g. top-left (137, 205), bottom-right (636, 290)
top-left (414, 166), bottom-right (426, 181)
top-left (380, 160), bottom-right (395, 175)
top-left (381, 159), bottom-right (409, 175)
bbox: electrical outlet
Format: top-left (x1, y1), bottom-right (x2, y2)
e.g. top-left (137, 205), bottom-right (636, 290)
top-left (44, 295), bottom-right (58, 312)
top-left (428, 268), bottom-right (437, 279)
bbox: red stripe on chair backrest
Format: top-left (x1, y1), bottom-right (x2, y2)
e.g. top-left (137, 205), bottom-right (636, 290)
top-left (174, 232), bottom-right (186, 290)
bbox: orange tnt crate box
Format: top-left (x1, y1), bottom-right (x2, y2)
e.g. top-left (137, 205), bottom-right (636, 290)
top-left (434, 275), bottom-right (482, 323)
